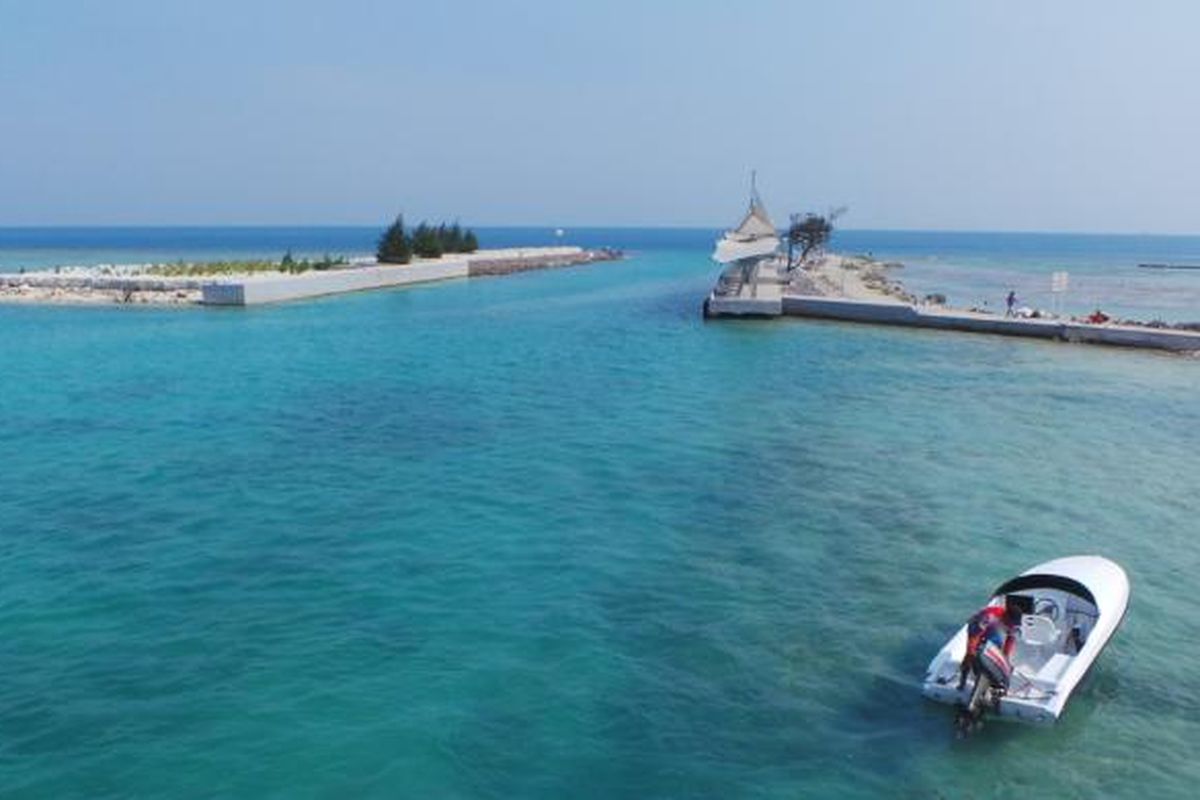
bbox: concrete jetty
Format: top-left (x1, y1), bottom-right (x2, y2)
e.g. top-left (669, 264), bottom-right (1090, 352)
top-left (200, 259), bottom-right (469, 305)
top-left (0, 247), bottom-right (620, 307)
top-left (200, 247), bottom-right (607, 306)
top-left (705, 256), bottom-right (1200, 353)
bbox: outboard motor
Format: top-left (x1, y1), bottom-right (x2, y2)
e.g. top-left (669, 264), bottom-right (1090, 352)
top-left (955, 639), bottom-right (1012, 737)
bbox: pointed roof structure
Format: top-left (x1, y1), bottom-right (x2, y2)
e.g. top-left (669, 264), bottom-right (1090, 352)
top-left (732, 172), bottom-right (777, 238)
top-left (712, 172), bottom-right (781, 264)
top-left (732, 197), bottom-right (777, 239)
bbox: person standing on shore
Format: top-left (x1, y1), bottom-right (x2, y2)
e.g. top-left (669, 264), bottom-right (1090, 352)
top-left (1006, 290), bottom-right (1017, 317)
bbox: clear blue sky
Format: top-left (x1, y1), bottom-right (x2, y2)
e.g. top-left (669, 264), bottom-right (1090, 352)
top-left (3, 1), bottom-right (1199, 232)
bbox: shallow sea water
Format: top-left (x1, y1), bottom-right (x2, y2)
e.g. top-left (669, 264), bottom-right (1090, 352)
top-left (1, 230), bottom-right (1198, 798)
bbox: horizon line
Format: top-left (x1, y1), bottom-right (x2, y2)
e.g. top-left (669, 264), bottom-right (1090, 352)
top-left (4, 223), bottom-right (1200, 238)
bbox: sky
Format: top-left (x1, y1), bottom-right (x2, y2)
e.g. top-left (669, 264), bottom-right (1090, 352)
top-left (3, 0), bottom-right (1200, 232)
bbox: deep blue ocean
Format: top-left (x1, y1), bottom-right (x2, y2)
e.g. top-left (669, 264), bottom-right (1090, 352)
top-left (1, 227), bottom-right (1198, 798)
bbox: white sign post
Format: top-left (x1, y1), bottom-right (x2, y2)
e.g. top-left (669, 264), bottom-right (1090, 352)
top-left (1051, 271), bottom-right (1069, 316)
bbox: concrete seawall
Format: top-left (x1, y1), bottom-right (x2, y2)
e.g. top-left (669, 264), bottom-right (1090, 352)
top-left (201, 260), bottom-right (469, 305)
top-left (708, 292), bottom-right (1200, 353)
top-left (199, 247), bottom-right (606, 306)
top-left (0, 247), bottom-right (617, 307)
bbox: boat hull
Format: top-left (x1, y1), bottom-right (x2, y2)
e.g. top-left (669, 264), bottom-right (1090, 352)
top-left (922, 555), bottom-right (1129, 724)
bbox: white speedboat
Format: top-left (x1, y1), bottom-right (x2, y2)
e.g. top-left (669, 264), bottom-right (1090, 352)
top-left (923, 555), bottom-right (1129, 728)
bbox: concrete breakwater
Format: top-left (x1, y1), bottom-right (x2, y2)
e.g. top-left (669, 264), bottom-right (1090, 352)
top-left (779, 294), bottom-right (1200, 352)
top-left (200, 259), bottom-right (469, 306)
top-left (467, 247), bottom-right (622, 277)
top-left (200, 247), bottom-right (623, 305)
top-left (0, 247), bottom-right (621, 307)
top-left (705, 254), bottom-right (1200, 353)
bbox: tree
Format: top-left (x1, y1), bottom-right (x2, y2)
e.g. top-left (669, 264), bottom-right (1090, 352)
top-left (462, 229), bottom-right (479, 253)
top-left (377, 215), bottom-right (413, 264)
top-left (412, 223), bottom-right (444, 258)
top-left (787, 207), bottom-right (846, 269)
top-left (441, 222), bottom-right (464, 253)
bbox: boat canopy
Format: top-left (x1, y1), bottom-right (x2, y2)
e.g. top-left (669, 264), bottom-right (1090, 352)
top-left (992, 555), bottom-right (1126, 614)
top-left (993, 574), bottom-right (1097, 607)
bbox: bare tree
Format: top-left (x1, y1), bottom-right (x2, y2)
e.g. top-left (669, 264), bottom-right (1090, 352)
top-left (787, 206), bottom-right (847, 270)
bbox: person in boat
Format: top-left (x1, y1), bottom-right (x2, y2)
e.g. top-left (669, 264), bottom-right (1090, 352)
top-left (1005, 291), bottom-right (1017, 317)
top-left (957, 601), bottom-right (1019, 690)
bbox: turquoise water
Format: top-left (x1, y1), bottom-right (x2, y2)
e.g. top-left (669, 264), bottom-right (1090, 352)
top-left (1, 229), bottom-right (1199, 797)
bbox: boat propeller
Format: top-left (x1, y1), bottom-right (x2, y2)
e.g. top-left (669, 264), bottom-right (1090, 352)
top-left (954, 674), bottom-right (1003, 738)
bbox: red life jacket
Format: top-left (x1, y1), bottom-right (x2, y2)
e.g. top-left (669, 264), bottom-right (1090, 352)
top-left (967, 606), bottom-right (1008, 658)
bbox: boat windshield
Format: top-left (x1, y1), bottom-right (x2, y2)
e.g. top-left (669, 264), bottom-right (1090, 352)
top-left (992, 573), bottom-right (1096, 607)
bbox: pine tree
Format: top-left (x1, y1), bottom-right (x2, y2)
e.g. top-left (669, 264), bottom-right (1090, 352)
top-left (377, 215), bottom-right (413, 264)
top-left (462, 229), bottom-right (479, 253)
top-left (412, 223), bottom-right (444, 258)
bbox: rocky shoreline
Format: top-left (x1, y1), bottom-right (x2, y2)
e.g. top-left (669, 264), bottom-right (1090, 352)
top-left (0, 274), bottom-right (204, 305)
top-left (467, 247), bottom-right (623, 277)
top-left (799, 254), bottom-right (914, 303)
